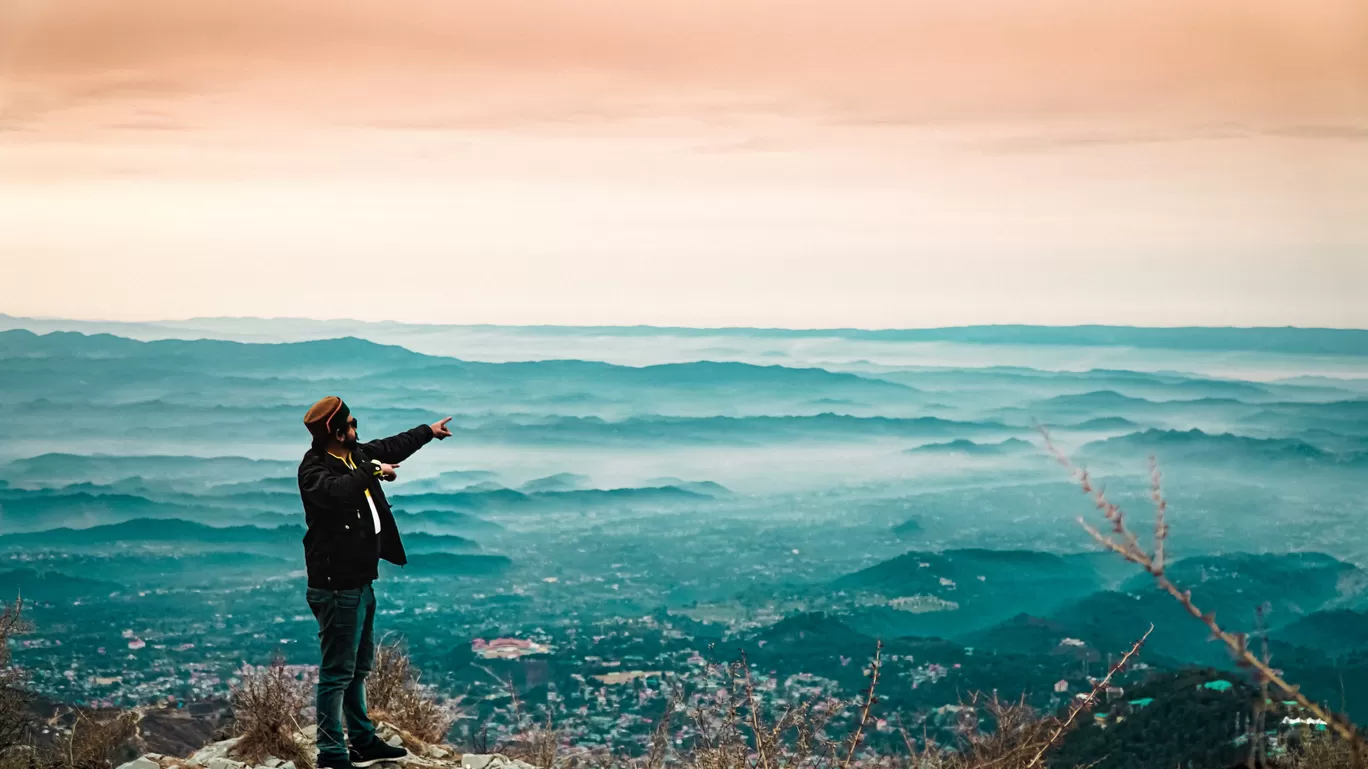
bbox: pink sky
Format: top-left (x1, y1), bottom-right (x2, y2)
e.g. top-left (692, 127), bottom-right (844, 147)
top-left (1, 0), bottom-right (1365, 327)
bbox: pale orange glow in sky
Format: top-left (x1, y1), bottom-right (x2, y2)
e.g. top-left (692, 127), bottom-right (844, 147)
top-left (1, 0), bottom-right (1365, 327)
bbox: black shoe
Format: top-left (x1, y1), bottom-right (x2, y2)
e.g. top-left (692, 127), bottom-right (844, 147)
top-left (349, 741), bottom-right (409, 767)
top-left (317, 756), bottom-right (360, 769)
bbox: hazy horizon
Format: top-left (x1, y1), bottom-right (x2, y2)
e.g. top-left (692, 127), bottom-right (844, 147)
top-left (6, 311), bottom-right (1368, 333)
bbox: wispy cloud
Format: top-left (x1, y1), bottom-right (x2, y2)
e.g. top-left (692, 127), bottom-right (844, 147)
top-left (4, 0), bottom-right (1365, 134)
top-left (0, 0), bottom-right (1364, 327)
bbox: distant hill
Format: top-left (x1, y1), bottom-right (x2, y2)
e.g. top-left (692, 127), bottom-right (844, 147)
top-left (642, 478), bottom-right (732, 496)
top-left (205, 477), bottom-right (299, 495)
top-left (1, 330), bottom-right (934, 417)
top-left (749, 611), bottom-right (874, 652)
top-left (1082, 428), bottom-right (1368, 466)
top-left (727, 612), bottom-right (879, 687)
top-left (0, 329), bottom-right (434, 375)
top-left (890, 518), bottom-right (922, 540)
top-left (1274, 609), bottom-right (1368, 657)
top-left (1039, 390), bottom-right (1159, 411)
top-left (958, 613), bottom-right (1099, 658)
top-left (833, 549), bottom-right (1105, 637)
top-left (397, 532), bottom-right (481, 554)
top-left (1024, 552), bottom-right (1368, 666)
top-left (404, 470), bottom-right (503, 494)
top-left (1065, 417), bottom-right (1141, 430)
top-left (903, 438), bottom-right (1035, 456)
top-left (518, 473), bottom-right (591, 492)
top-left (0, 568), bottom-right (123, 600)
top-left (1120, 551), bottom-right (1367, 622)
top-left (46, 551), bottom-right (296, 587)
top-left (6, 318), bottom-right (1366, 355)
top-left (836, 548), bottom-right (1098, 595)
top-left (461, 481), bottom-right (508, 493)
top-left (387, 509), bottom-right (503, 534)
top-left (382, 553), bottom-right (512, 577)
top-left (3, 453), bottom-right (295, 487)
top-left (0, 518), bottom-right (302, 552)
top-left (448, 413), bottom-right (1016, 447)
top-left (394, 485), bottom-right (715, 515)
top-left (0, 491), bottom-right (227, 533)
top-left (1040, 589), bottom-right (1235, 667)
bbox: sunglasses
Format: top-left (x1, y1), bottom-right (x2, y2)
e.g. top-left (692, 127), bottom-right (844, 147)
top-left (347, 417), bottom-right (358, 430)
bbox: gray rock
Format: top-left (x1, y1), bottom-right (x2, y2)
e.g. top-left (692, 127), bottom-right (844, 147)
top-left (206, 756), bottom-right (244, 769)
top-left (460, 755), bottom-right (536, 769)
top-left (385, 736), bottom-right (403, 748)
top-left (116, 758), bottom-right (161, 769)
top-left (428, 747), bottom-right (449, 759)
top-left (280, 761), bottom-right (297, 769)
top-left (264, 760), bottom-right (282, 769)
top-left (191, 738), bottom-right (240, 765)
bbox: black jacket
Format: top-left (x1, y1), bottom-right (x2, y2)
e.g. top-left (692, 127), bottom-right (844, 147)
top-left (297, 423), bottom-right (434, 589)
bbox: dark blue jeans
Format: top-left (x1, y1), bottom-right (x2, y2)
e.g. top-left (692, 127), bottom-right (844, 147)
top-left (306, 583), bottom-right (380, 760)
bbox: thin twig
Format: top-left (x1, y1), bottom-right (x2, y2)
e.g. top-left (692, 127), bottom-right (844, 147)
top-left (1248, 603), bottom-right (1271, 769)
top-left (1026, 625), bottom-right (1151, 768)
top-left (739, 655), bottom-right (771, 769)
top-left (1148, 456), bottom-right (1168, 575)
top-left (841, 640), bottom-right (881, 769)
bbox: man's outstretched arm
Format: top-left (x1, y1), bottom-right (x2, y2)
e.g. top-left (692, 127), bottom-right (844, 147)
top-left (361, 417), bottom-right (453, 464)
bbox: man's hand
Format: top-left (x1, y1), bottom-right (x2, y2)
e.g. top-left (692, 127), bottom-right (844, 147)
top-left (380, 463), bottom-right (399, 481)
top-left (430, 416), bottom-right (453, 440)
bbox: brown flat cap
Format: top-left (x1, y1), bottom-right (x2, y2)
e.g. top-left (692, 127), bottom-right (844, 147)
top-left (304, 396), bottom-right (350, 440)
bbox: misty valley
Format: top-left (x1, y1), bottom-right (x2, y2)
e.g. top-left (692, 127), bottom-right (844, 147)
top-left (2, 318), bottom-right (1368, 765)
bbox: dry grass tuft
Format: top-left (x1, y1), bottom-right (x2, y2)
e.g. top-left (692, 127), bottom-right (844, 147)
top-left (367, 638), bottom-right (463, 745)
top-left (49, 710), bottom-right (140, 769)
top-left (228, 657), bottom-right (315, 769)
top-left (0, 597), bottom-right (34, 759)
top-left (1278, 728), bottom-right (1368, 768)
top-left (489, 630), bottom-right (1146, 769)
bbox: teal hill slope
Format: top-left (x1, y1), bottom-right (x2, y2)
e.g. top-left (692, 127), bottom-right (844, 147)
top-left (3, 453), bottom-right (295, 487)
top-left (0, 518), bottom-right (306, 551)
top-left (0, 568), bottom-right (124, 601)
top-left (1273, 609), bottom-right (1368, 658)
top-left (0, 330), bottom-right (928, 416)
top-left (832, 549), bottom-right (1105, 638)
top-left (959, 552), bottom-right (1368, 667)
top-left (1082, 428), bottom-right (1368, 465)
top-left (903, 438), bottom-right (1035, 456)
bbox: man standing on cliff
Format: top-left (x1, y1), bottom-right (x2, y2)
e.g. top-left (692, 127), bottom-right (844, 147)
top-left (299, 396), bottom-right (453, 769)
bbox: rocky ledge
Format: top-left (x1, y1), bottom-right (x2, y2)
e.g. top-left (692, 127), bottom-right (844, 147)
top-left (115, 722), bottom-right (536, 769)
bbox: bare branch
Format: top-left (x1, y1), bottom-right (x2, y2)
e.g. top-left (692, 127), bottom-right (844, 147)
top-left (1041, 428), bottom-right (1368, 750)
top-left (841, 640), bottom-right (881, 769)
top-left (1026, 625), bottom-right (1152, 768)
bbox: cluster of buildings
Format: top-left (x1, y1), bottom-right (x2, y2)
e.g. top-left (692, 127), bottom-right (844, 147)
top-left (471, 637), bottom-right (553, 660)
